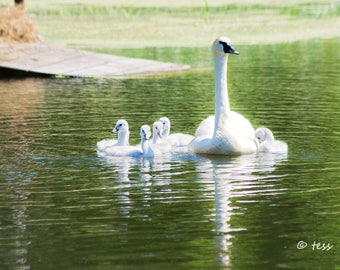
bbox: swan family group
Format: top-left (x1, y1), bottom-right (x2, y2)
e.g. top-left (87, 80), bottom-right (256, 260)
top-left (97, 37), bottom-right (287, 158)
top-left (97, 117), bottom-right (195, 158)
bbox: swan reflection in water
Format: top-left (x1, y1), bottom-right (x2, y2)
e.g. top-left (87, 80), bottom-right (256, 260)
top-left (194, 152), bottom-right (287, 267)
top-left (101, 149), bottom-right (287, 267)
top-left (101, 152), bottom-right (173, 213)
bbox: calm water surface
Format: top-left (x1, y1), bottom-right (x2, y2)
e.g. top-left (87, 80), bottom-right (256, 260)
top-left (0, 39), bottom-right (339, 269)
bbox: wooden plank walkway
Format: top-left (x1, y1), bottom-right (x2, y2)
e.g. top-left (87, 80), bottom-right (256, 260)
top-left (0, 42), bottom-right (190, 77)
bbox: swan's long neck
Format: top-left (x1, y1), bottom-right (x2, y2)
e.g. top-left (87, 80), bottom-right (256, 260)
top-left (117, 130), bottom-right (129, 146)
top-left (214, 54), bottom-right (230, 136)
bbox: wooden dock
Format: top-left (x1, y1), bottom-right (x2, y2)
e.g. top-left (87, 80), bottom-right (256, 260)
top-left (0, 42), bottom-right (190, 77)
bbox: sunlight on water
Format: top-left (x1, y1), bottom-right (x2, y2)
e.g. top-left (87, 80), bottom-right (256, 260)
top-left (0, 39), bottom-right (339, 269)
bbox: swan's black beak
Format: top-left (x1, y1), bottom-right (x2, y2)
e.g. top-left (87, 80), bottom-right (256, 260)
top-left (231, 49), bottom-right (239, 55)
top-left (219, 41), bottom-right (239, 55)
top-left (230, 47), bottom-right (239, 55)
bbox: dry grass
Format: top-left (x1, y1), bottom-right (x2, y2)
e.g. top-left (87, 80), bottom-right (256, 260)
top-left (0, 6), bottom-right (40, 45)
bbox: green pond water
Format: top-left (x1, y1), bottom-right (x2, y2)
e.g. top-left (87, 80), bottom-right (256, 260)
top-left (0, 38), bottom-right (339, 270)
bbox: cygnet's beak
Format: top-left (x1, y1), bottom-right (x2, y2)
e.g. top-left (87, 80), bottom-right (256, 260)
top-left (157, 130), bottom-right (162, 138)
top-left (141, 131), bottom-right (148, 140)
top-left (112, 127), bottom-right (118, 133)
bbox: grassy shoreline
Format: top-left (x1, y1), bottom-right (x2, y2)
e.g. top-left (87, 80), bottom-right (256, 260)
top-left (1, 0), bottom-right (339, 49)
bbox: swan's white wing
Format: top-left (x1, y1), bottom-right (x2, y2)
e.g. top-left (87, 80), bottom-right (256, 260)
top-left (195, 115), bottom-right (214, 138)
top-left (188, 137), bottom-right (213, 154)
top-left (190, 112), bottom-right (257, 154)
top-left (225, 111), bottom-right (257, 153)
top-left (194, 112), bottom-right (255, 138)
top-left (228, 111), bottom-right (255, 139)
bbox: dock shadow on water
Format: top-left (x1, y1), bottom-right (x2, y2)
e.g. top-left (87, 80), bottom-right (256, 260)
top-left (0, 38), bottom-right (339, 269)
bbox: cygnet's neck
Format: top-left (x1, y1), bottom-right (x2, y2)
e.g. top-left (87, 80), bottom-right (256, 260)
top-left (141, 137), bottom-right (148, 153)
top-left (117, 130), bottom-right (129, 146)
top-left (152, 134), bottom-right (162, 144)
top-left (141, 137), bottom-right (154, 157)
top-left (214, 54), bottom-right (230, 136)
top-left (162, 126), bottom-right (170, 140)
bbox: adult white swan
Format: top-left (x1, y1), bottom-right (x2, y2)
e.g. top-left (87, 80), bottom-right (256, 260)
top-left (255, 127), bottom-right (288, 154)
top-left (188, 37), bottom-right (258, 155)
top-left (159, 117), bottom-right (194, 147)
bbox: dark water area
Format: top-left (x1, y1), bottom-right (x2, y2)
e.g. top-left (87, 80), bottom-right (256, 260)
top-left (0, 38), bottom-right (339, 269)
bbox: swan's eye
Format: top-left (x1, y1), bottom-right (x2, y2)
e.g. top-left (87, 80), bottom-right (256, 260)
top-left (119, 124), bottom-right (122, 127)
top-left (219, 41), bottom-right (230, 53)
